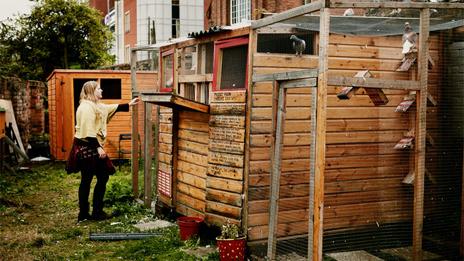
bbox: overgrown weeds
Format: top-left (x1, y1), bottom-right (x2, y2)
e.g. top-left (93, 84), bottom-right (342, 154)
top-left (0, 162), bottom-right (219, 260)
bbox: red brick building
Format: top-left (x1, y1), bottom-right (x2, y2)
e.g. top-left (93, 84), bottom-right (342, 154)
top-left (205, 0), bottom-right (306, 28)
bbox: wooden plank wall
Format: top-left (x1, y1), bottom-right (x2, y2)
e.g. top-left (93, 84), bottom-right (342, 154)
top-left (247, 33), bottom-right (442, 241)
top-left (175, 110), bottom-right (209, 217)
top-left (205, 91), bottom-right (247, 227)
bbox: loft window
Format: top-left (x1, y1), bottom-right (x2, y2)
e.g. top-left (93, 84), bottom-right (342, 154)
top-left (161, 49), bottom-right (174, 92)
top-left (180, 46), bottom-right (197, 74)
top-left (230, 0), bottom-right (250, 25)
top-left (257, 33), bottom-right (315, 55)
top-left (213, 37), bottom-right (248, 91)
top-left (172, 0), bottom-right (179, 38)
top-left (100, 78), bottom-right (122, 100)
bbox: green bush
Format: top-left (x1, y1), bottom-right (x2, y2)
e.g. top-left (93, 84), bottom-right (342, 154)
top-left (104, 176), bottom-right (133, 205)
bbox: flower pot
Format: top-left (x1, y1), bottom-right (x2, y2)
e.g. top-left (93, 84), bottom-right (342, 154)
top-left (177, 216), bottom-right (203, 240)
top-left (216, 236), bottom-right (246, 261)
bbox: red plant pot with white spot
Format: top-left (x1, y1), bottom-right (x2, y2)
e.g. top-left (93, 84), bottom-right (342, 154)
top-left (216, 236), bottom-right (246, 261)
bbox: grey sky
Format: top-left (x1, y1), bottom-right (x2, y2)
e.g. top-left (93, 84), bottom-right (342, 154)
top-left (0, 0), bottom-right (35, 22)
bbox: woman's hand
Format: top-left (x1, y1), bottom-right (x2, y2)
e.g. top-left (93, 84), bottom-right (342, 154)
top-left (129, 97), bottom-right (140, 106)
top-left (97, 147), bottom-right (107, 159)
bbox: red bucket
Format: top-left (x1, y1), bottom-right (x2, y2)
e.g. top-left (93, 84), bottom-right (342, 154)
top-left (177, 216), bottom-right (203, 240)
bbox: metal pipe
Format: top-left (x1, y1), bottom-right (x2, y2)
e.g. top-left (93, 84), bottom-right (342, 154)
top-left (89, 232), bottom-right (162, 241)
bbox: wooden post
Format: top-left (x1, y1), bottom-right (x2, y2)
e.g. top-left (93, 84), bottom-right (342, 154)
top-left (242, 29), bottom-right (257, 238)
top-left (312, 6), bottom-right (329, 261)
top-left (267, 83), bottom-right (286, 260)
top-left (413, 8), bottom-right (429, 261)
top-left (461, 145), bottom-right (464, 258)
top-left (143, 102), bottom-right (153, 207)
top-left (131, 49), bottom-right (140, 198)
top-left (308, 77), bottom-right (317, 259)
top-left (153, 105), bottom-right (160, 204)
top-left (171, 111), bottom-right (179, 208)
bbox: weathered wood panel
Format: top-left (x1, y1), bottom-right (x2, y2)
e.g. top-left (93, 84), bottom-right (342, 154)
top-left (205, 92), bottom-right (246, 224)
top-left (175, 111), bottom-right (209, 215)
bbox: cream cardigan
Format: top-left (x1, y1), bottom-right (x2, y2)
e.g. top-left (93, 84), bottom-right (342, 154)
top-left (74, 100), bottom-right (118, 146)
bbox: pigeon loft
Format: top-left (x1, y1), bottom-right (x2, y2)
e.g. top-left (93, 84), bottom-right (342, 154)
top-left (130, 9), bottom-right (464, 260)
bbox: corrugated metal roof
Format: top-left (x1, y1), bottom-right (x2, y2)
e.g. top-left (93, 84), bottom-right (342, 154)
top-left (188, 21), bottom-right (251, 38)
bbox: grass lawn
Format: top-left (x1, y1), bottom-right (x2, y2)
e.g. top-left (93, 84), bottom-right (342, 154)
top-left (0, 162), bottom-right (219, 260)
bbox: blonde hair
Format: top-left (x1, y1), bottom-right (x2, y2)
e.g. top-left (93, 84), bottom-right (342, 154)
top-left (79, 81), bottom-right (99, 103)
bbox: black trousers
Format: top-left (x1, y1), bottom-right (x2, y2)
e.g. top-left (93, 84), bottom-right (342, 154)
top-left (78, 168), bottom-right (109, 215)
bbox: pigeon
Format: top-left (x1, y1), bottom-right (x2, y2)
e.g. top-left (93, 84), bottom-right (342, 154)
top-left (290, 35), bottom-right (306, 57)
top-left (343, 8), bottom-right (354, 16)
top-left (402, 22), bottom-right (417, 55)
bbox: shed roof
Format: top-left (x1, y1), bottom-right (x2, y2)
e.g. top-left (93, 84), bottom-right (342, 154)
top-left (283, 15), bottom-right (464, 36)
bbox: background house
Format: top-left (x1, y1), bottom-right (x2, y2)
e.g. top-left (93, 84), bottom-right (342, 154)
top-left (89, 0), bottom-right (204, 65)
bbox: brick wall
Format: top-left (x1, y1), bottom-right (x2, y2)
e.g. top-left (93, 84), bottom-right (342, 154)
top-left (205, 0), bottom-right (305, 28)
top-left (0, 77), bottom-right (46, 148)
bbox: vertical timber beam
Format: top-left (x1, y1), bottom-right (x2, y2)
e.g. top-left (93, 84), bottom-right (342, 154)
top-left (153, 105), bottom-right (160, 206)
top-left (131, 49), bottom-right (140, 198)
top-left (143, 102), bottom-right (153, 207)
top-left (267, 83), bottom-right (286, 260)
top-left (242, 29), bottom-right (257, 238)
top-left (413, 8), bottom-right (429, 261)
top-left (461, 145), bottom-right (464, 258)
top-left (312, 5), bottom-right (330, 261)
top-left (171, 111), bottom-right (179, 209)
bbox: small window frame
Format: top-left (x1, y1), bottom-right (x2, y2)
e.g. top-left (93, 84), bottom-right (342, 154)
top-left (212, 36), bottom-right (249, 92)
top-left (124, 11), bottom-right (130, 33)
top-left (160, 49), bottom-right (175, 92)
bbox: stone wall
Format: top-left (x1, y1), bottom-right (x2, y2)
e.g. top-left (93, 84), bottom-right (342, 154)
top-left (0, 77), bottom-right (47, 149)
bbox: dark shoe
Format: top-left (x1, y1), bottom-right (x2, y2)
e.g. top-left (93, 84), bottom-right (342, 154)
top-left (77, 212), bottom-right (91, 222)
top-left (91, 211), bottom-right (112, 221)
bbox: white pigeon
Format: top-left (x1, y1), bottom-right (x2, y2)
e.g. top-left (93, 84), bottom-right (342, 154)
top-left (343, 8), bottom-right (354, 16)
top-left (402, 22), bottom-right (417, 54)
top-left (290, 35), bottom-right (306, 57)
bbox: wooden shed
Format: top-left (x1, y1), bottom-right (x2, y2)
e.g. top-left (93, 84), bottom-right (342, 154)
top-left (134, 3), bottom-right (464, 260)
top-left (47, 69), bottom-right (157, 161)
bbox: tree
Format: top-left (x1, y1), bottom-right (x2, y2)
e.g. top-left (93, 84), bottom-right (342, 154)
top-left (0, 0), bottom-right (114, 80)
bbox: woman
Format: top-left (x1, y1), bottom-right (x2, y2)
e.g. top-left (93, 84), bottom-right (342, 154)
top-left (67, 81), bottom-right (139, 222)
